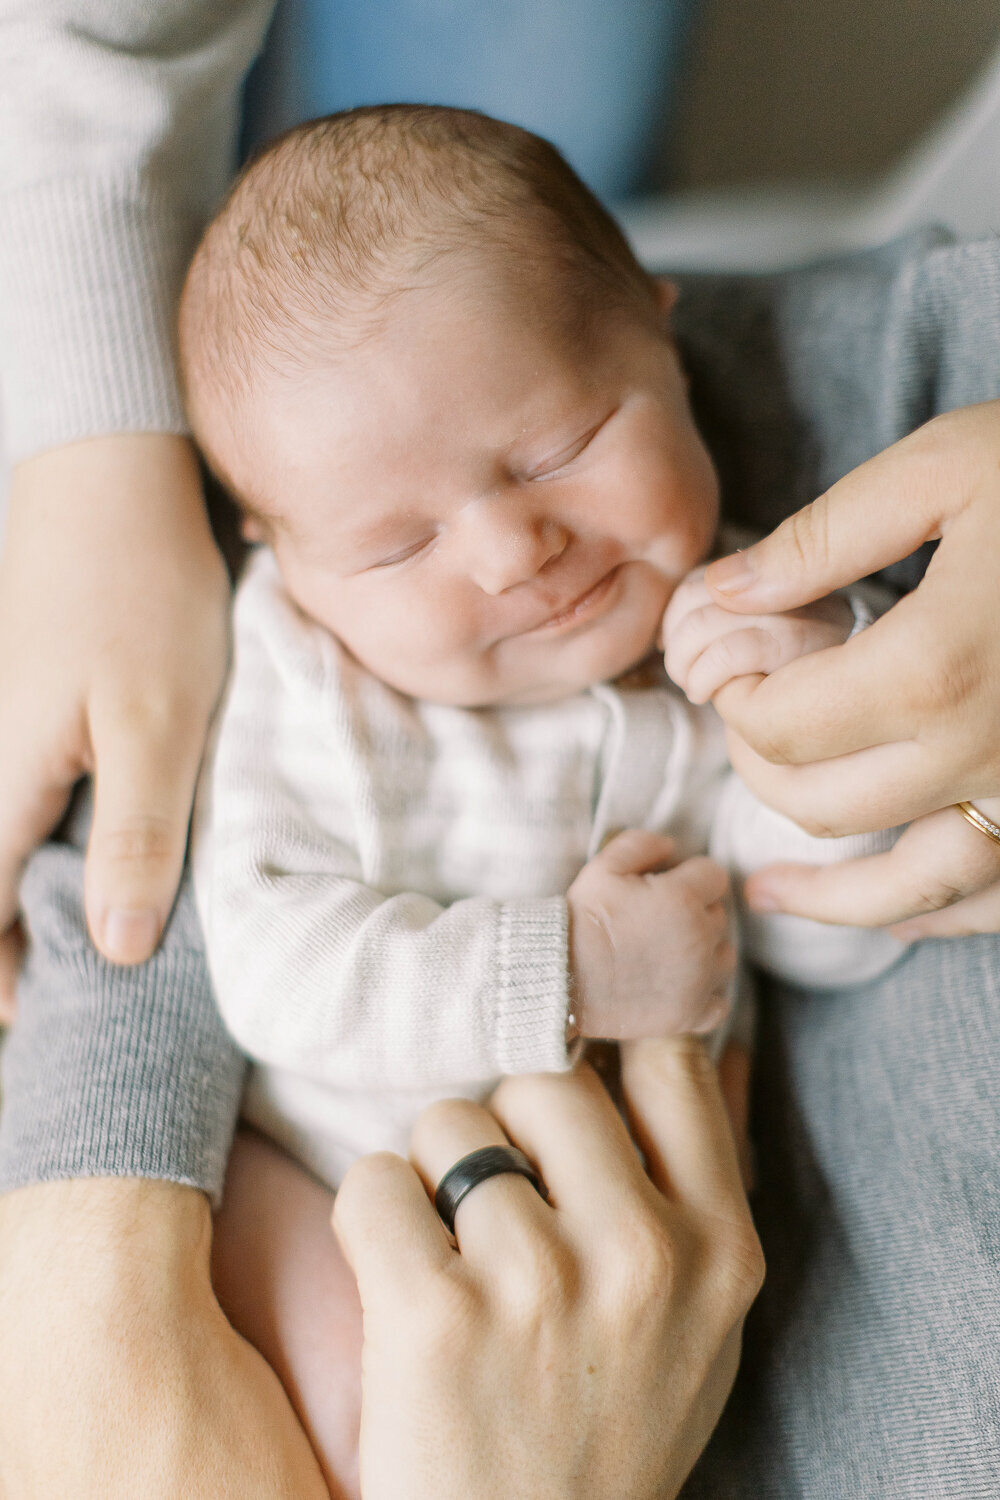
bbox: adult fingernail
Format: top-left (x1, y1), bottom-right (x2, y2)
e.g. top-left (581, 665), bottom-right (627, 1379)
top-left (104, 908), bottom-right (160, 963)
top-left (706, 551), bottom-right (755, 595)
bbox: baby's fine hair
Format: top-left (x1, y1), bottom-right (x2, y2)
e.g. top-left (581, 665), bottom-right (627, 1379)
top-left (179, 104), bottom-right (655, 477)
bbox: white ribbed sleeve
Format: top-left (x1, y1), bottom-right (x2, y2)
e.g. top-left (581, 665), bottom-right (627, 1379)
top-left (0, 0), bottom-right (274, 460)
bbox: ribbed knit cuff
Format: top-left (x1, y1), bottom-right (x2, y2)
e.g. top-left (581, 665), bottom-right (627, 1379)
top-left (494, 896), bottom-right (572, 1074)
top-left (0, 841), bottom-right (244, 1206)
top-left (0, 174), bottom-right (197, 462)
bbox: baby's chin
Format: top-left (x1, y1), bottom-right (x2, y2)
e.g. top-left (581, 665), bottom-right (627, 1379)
top-left (459, 623), bottom-right (663, 708)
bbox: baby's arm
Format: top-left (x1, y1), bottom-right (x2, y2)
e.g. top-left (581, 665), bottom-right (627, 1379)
top-left (197, 773), bottom-right (732, 1088)
top-left (196, 776), bottom-right (571, 1087)
top-left (663, 568), bottom-right (906, 986)
top-left (194, 570), bottom-right (732, 1082)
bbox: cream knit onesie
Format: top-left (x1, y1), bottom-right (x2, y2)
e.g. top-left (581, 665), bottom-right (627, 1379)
top-left (193, 548), bottom-right (904, 1187)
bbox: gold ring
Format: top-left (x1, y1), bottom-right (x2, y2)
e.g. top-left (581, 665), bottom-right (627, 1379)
top-left (955, 800), bottom-right (1000, 848)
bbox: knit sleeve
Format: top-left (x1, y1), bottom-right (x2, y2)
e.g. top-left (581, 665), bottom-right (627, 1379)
top-left (0, 0), bottom-right (274, 461)
top-left (0, 793), bottom-right (245, 1205)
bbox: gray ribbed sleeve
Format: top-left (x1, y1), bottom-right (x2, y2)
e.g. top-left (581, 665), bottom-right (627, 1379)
top-left (0, 814), bottom-right (245, 1205)
top-left (0, 0), bottom-right (274, 461)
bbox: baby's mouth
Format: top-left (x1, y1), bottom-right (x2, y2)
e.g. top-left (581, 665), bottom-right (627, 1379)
top-left (521, 565), bottom-right (623, 635)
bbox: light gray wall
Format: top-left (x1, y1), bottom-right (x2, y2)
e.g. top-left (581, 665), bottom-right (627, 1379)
top-left (671, 0), bottom-right (1000, 188)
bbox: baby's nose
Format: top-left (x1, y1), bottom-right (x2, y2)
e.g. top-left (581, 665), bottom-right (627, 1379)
top-left (461, 498), bottom-right (569, 594)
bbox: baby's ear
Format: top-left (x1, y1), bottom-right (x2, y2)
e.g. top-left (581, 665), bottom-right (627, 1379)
top-left (653, 278), bottom-right (679, 320)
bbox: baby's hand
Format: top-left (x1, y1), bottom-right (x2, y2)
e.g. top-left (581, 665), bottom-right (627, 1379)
top-left (663, 567), bottom-right (854, 704)
top-left (567, 830), bottom-right (734, 1040)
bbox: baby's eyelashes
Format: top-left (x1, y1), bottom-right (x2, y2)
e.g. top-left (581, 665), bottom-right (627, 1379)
top-left (366, 534), bottom-right (437, 570)
top-left (514, 407), bottom-right (618, 482)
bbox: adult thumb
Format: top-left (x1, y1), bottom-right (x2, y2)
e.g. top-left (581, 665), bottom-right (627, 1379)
top-left (703, 409), bottom-right (980, 613)
top-left (83, 716), bottom-right (202, 963)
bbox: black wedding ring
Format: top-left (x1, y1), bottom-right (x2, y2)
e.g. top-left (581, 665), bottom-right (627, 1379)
top-left (434, 1145), bottom-right (546, 1235)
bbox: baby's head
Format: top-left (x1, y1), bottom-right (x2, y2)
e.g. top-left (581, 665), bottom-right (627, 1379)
top-left (180, 105), bottom-right (718, 706)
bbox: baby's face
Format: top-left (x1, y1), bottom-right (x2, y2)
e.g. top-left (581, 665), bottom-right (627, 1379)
top-left (238, 271), bottom-right (719, 706)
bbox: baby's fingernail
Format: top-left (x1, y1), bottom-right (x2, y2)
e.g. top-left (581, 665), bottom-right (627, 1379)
top-left (707, 551), bottom-right (755, 595)
top-left (103, 908), bottom-right (160, 963)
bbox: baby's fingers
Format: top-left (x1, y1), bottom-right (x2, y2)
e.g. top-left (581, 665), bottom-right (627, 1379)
top-left (660, 854), bottom-right (730, 909)
top-left (680, 611), bottom-right (852, 705)
top-left (586, 828), bottom-right (677, 879)
top-left (746, 803), bottom-right (1000, 928)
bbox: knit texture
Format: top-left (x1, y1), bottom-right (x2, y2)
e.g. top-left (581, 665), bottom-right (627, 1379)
top-left (193, 550), bottom-right (899, 1184)
top-left (0, 798), bottom-right (244, 1205)
top-left (0, 0), bottom-right (272, 459)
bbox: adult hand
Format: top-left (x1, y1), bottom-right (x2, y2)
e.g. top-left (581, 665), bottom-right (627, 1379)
top-left (0, 434), bottom-right (229, 973)
top-left (701, 401), bottom-right (1000, 930)
top-left (334, 1037), bottom-right (764, 1500)
top-left (0, 1178), bottom-right (328, 1498)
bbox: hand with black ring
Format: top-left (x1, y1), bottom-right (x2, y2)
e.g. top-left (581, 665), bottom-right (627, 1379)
top-left (333, 1036), bottom-right (763, 1500)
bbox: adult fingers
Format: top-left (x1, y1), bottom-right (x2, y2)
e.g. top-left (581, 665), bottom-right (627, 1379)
top-left (84, 701), bottom-right (208, 963)
top-left (710, 594), bottom-right (926, 765)
top-left (667, 597), bottom-right (851, 703)
top-left (724, 730), bottom-right (953, 835)
top-left (488, 1063), bottom-right (654, 1223)
top-left (620, 1036), bottom-right (750, 1226)
top-left (703, 405), bottom-right (989, 613)
top-left (684, 621), bottom-right (845, 706)
top-left (333, 1151), bottom-right (452, 1295)
top-left (745, 804), bottom-right (1000, 926)
top-left (407, 1097), bottom-right (553, 1265)
top-left (891, 878), bottom-right (1000, 939)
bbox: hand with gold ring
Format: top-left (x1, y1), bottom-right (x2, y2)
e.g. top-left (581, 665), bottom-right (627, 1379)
top-left (737, 794), bottom-right (1000, 939)
top-left (695, 401), bottom-right (1000, 931)
top-left (333, 1037), bottom-right (762, 1500)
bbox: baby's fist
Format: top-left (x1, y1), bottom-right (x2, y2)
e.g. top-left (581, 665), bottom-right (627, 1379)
top-left (663, 567), bottom-right (854, 704)
top-left (567, 830), bottom-right (734, 1041)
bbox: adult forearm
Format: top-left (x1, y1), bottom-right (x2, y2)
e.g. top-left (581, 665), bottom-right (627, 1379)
top-left (0, 1178), bottom-right (329, 1497)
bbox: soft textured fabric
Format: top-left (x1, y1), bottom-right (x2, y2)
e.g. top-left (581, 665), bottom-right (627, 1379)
top-left (0, 794), bottom-right (244, 1204)
top-left (193, 549), bottom-right (899, 1185)
top-left (684, 934), bottom-right (1000, 1500)
top-left (0, 0), bottom-right (273, 461)
top-left (2, 228), bottom-right (1000, 1491)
